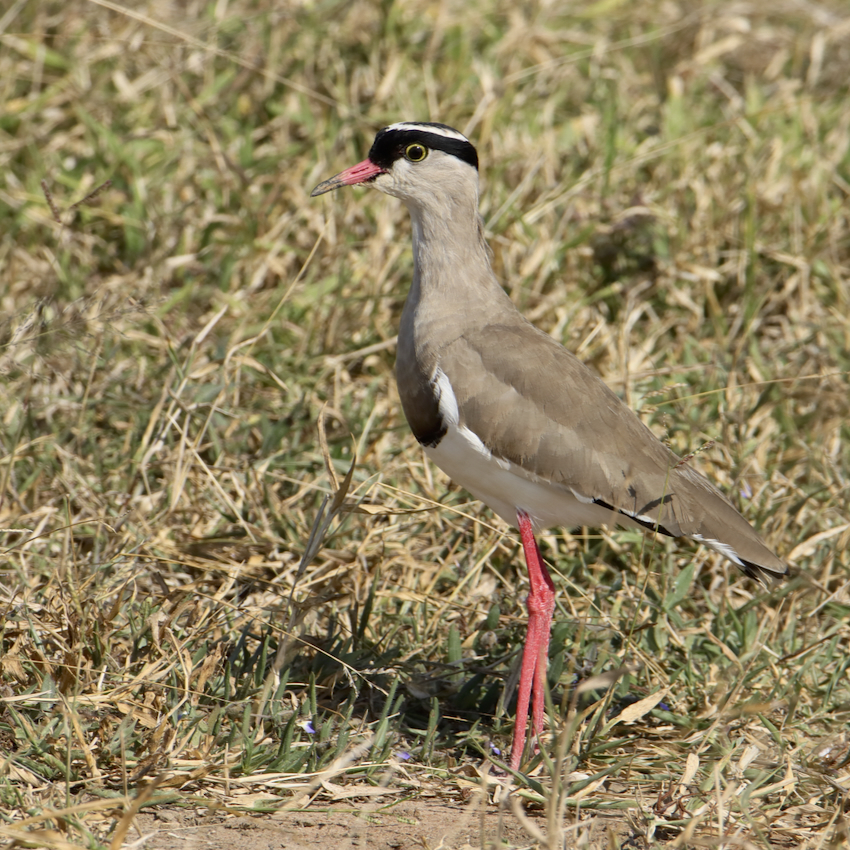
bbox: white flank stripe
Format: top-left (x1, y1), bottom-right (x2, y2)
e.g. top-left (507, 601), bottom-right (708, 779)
top-left (432, 368), bottom-right (460, 426)
top-left (432, 368), bottom-right (491, 461)
top-left (387, 122), bottom-right (470, 142)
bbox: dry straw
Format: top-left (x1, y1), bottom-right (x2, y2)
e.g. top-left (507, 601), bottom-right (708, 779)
top-left (1, 0), bottom-right (849, 848)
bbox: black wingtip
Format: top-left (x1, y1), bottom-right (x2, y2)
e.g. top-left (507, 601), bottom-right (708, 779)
top-left (739, 558), bottom-right (790, 586)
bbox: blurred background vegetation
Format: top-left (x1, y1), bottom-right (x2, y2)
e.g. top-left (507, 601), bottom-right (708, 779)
top-left (1, 1), bottom-right (849, 847)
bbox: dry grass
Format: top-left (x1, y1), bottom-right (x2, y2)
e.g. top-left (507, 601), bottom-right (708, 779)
top-left (1, 0), bottom-right (849, 847)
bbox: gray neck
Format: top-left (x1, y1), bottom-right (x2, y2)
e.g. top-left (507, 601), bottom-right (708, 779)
top-left (405, 189), bottom-right (506, 314)
top-left (396, 180), bottom-right (519, 378)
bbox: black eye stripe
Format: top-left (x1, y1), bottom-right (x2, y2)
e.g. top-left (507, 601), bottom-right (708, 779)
top-left (369, 127), bottom-right (479, 171)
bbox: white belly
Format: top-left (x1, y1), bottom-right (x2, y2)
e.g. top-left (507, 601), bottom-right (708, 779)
top-left (423, 366), bottom-right (631, 533)
top-left (425, 423), bottom-right (617, 532)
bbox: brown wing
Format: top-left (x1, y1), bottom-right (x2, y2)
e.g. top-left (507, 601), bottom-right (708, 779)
top-left (440, 317), bottom-right (786, 581)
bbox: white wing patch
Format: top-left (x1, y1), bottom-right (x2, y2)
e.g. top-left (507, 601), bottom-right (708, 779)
top-left (692, 533), bottom-right (745, 566)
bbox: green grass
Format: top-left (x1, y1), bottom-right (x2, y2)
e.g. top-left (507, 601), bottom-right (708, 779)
top-left (2, 1), bottom-right (850, 847)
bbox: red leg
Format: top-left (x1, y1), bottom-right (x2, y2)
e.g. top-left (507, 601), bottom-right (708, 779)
top-left (510, 509), bottom-right (556, 770)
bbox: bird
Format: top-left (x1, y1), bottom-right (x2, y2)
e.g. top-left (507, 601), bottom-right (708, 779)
top-left (311, 121), bottom-right (788, 770)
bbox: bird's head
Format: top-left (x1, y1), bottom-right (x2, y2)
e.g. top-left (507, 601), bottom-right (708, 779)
top-left (311, 122), bottom-right (479, 209)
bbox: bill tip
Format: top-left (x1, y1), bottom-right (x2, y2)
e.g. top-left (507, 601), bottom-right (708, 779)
top-left (310, 180), bottom-right (337, 197)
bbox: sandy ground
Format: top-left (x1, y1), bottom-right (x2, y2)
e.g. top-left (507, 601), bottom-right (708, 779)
top-left (132, 798), bottom-right (623, 849)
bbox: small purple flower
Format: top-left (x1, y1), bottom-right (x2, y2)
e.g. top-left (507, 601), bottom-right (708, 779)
top-left (299, 719), bottom-right (316, 734)
top-left (396, 751), bottom-right (411, 761)
top-left (489, 742), bottom-right (501, 756)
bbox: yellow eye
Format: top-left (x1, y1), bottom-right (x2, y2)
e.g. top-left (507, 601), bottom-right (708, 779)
top-left (404, 143), bottom-right (428, 162)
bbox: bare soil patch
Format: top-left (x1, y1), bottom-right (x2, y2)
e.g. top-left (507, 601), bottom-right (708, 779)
top-left (133, 799), bottom-right (566, 850)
